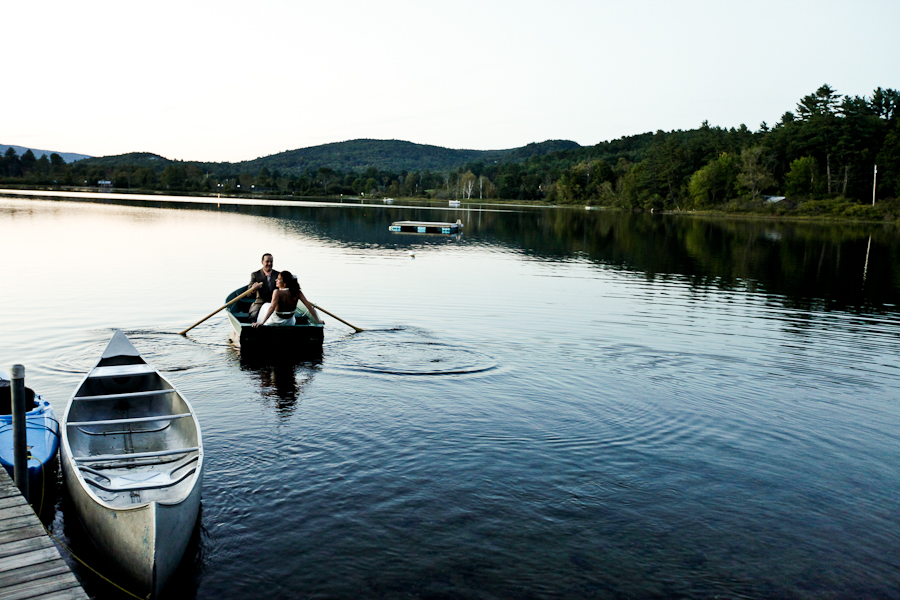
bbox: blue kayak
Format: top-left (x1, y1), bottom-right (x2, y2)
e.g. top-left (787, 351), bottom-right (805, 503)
top-left (0, 370), bottom-right (61, 500)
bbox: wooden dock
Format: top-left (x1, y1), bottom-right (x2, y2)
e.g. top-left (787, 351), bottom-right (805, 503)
top-left (0, 469), bottom-right (88, 599)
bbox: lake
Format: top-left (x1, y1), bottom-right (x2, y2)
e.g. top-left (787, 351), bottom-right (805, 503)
top-left (1, 192), bottom-right (898, 599)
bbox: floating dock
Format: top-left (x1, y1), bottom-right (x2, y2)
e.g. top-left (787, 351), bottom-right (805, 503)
top-left (0, 469), bottom-right (88, 599)
top-left (389, 220), bottom-right (463, 234)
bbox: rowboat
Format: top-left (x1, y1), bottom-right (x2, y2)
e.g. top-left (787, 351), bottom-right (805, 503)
top-left (60, 330), bottom-right (203, 597)
top-left (225, 286), bottom-right (324, 355)
top-left (0, 370), bottom-right (60, 505)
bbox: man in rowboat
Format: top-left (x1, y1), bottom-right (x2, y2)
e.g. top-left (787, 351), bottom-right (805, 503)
top-left (248, 253), bottom-right (279, 321)
top-left (248, 254), bottom-right (322, 325)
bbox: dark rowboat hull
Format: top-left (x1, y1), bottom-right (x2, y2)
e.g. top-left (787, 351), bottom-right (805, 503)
top-left (225, 287), bottom-right (324, 355)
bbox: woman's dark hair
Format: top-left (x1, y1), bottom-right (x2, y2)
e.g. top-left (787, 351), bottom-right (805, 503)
top-left (279, 270), bottom-right (300, 296)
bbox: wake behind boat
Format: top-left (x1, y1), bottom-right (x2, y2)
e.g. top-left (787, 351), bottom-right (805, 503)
top-left (0, 370), bottom-right (60, 506)
top-left (61, 330), bottom-right (203, 597)
top-left (225, 286), bottom-right (324, 355)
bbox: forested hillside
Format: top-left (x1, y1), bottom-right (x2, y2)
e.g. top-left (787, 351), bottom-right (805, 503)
top-left (2, 85), bottom-right (898, 219)
top-left (74, 139), bottom-right (581, 177)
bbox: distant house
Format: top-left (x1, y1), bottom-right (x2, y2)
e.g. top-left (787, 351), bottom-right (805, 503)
top-left (98, 180), bottom-right (113, 189)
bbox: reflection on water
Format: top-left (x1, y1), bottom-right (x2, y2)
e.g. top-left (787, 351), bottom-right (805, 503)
top-left (0, 194), bottom-right (899, 599)
top-left (234, 348), bottom-right (321, 420)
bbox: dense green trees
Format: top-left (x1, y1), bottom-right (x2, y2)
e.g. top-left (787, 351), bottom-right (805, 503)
top-left (689, 153), bottom-right (739, 208)
top-left (546, 85), bottom-right (898, 213)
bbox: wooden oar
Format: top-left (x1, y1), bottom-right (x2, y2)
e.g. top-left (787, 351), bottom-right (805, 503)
top-left (313, 304), bottom-right (364, 333)
top-left (179, 288), bottom-right (256, 335)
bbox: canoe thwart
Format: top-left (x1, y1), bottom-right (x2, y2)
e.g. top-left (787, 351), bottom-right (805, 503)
top-left (73, 446), bottom-right (200, 463)
top-left (88, 364), bottom-right (156, 379)
top-left (66, 413), bottom-right (193, 427)
top-left (73, 389), bottom-right (174, 402)
top-left (75, 423), bottom-right (172, 437)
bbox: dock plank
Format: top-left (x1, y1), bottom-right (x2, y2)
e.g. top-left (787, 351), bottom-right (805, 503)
top-left (0, 486), bottom-right (22, 500)
top-left (0, 547), bottom-right (61, 574)
top-left (11, 587), bottom-right (89, 600)
top-left (0, 560), bottom-right (72, 588)
top-left (0, 469), bottom-right (88, 598)
top-left (0, 571), bottom-right (84, 600)
top-left (0, 515), bottom-right (41, 533)
top-left (0, 535), bottom-right (54, 559)
top-left (0, 505), bottom-right (36, 522)
top-left (0, 522), bottom-right (45, 545)
top-left (0, 494), bottom-right (28, 510)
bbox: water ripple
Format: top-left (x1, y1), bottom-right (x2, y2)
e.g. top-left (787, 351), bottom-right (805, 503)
top-left (328, 331), bottom-right (497, 376)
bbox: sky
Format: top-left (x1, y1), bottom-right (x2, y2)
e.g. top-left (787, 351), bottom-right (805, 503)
top-left (3, 0), bottom-right (899, 163)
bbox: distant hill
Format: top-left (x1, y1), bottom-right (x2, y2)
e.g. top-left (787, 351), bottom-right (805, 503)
top-left (0, 144), bottom-right (91, 164)
top-left (79, 139), bottom-right (581, 174)
top-left (76, 152), bottom-right (172, 169)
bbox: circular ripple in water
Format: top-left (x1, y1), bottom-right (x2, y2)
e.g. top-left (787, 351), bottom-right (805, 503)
top-left (339, 340), bottom-right (497, 376)
top-left (43, 329), bottom-right (220, 377)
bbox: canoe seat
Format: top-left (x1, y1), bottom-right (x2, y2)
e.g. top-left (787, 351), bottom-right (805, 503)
top-left (78, 455), bottom-right (199, 492)
top-left (74, 446), bottom-right (200, 463)
top-left (67, 413), bottom-right (192, 427)
top-left (89, 364), bottom-right (156, 379)
top-left (74, 389), bottom-right (174, 402)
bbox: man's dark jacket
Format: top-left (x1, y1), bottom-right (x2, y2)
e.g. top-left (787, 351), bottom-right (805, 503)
top-left (248, 268), bottom-right (280, 316)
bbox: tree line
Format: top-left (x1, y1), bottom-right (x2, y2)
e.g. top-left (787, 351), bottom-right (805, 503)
top-left (2, 85), bottom-right (898, 218)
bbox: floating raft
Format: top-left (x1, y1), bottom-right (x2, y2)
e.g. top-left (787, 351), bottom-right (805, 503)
top-left (389, 220), bottom-right (463, 234)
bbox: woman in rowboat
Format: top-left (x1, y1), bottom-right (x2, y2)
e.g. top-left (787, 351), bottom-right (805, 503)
top-left (253, 270), bottom-right (320, 327)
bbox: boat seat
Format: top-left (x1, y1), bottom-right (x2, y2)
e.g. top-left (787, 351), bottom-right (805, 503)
top-left (67, 413), bottom-right (192, 427)
top-left (74, 389), bottom-right (174, 402)
top-left (78, 456), bottom-right (199, 492)
top-left (89, 364), bottom-right (156, 379)
top-left (74, 446), bottom-right (200, 463)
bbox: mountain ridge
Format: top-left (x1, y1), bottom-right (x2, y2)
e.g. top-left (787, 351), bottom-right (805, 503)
top-left (77, 138), bottom-right (581, 174)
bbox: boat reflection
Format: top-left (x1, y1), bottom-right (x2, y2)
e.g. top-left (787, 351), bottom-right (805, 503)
top-left (230, 347), bottom-right (322, 420)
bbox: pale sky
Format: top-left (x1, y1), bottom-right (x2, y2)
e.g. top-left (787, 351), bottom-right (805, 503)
top-left (4, 0), bottom-right (898, 163)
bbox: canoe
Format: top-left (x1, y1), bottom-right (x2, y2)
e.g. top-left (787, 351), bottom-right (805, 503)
top-left (60, 330), bottom-right (203, 597)
top-left (225, 286), bottom-right (324, 355)
top-left (0, 370), bottom-right (60, 505)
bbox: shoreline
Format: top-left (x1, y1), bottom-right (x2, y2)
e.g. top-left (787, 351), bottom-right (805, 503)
top-left (0, 186), bottom-right (896, 227)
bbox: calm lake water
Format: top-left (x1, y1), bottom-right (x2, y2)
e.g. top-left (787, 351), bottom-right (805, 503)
top-left (1, 193), bottom-right (898, 599)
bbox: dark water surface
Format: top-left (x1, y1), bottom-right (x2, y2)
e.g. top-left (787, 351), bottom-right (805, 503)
top-left (1, 195), bottom-right (898, 599)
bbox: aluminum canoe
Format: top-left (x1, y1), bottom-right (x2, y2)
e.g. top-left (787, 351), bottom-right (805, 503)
top-left (60, 330), bottom-right (203, 597)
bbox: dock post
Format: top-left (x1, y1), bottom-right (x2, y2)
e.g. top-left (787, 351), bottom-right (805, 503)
top-left (10, 364), bottom-right (29, 502)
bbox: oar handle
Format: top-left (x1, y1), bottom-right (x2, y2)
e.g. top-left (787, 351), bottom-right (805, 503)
top-left (179, 287), bottom-right (257, 336)
top-left (313, 305), bottom-right (364, 332)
